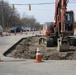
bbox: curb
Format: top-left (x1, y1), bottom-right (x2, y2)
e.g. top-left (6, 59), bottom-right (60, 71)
top-left (3, 38), bottom-right (26, 57)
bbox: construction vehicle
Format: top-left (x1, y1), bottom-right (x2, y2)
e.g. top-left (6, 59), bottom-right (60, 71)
top-left (39, 0), bottom-right (76, 51)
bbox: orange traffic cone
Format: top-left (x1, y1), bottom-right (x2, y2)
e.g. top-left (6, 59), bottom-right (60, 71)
top-left (34, 46), bottom-right (42, 63)
top-left (0, 56), bottom-right (3, 62)
top-left (33, 31), bottom-right (34, 34)
top-left (20, 30), bottom-right (22, 35)
top-left (6, 30), bottom-right (9, 36)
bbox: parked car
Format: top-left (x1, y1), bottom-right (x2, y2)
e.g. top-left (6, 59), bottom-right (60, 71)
top-left (32, 28), bottom-right (37, 31)
top-left (21, 26), bottom-right (27, 32)
top-left (0, 25), bottom-right (3, 36)
top-left (10, 26), bottom-right (23, 33)
top-left (27, 27), bottom-right (31, 31)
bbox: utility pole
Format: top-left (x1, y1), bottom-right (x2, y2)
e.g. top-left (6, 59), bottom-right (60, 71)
top-left (1, 0), bottom-right (4, 29)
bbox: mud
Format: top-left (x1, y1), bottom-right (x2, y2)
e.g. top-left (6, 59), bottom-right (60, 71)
top-left (5, 35), bottom-right (76, 60)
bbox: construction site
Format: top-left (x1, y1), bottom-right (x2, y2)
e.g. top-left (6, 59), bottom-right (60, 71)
top-left (3, 34), bottom-right (76, 60)
top-left (3, 0), bottom-right (76, 60)
top-left (0, 0), bottom-right (76, 75)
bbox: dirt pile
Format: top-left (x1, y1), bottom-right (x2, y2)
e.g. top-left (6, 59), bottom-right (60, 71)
top-left (6, 35), bottom-right (76, 60)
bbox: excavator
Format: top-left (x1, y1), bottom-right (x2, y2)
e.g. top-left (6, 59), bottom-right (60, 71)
top-left (40, 0), bottom-right (76, 51)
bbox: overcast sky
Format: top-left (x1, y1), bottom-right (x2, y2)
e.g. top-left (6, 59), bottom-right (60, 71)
top-left (4, 0), bottom-right (76, 24)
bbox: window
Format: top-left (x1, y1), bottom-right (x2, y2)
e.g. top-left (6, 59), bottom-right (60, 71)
top-left (65, 12), bottom-right (73, 25)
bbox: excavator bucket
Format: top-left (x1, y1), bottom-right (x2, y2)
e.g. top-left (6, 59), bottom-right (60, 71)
top-left (57, 37), bottom-right (69, 52)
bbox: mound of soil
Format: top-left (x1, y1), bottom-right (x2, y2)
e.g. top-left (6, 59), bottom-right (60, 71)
top-left (6, 35), bottom-right (76, 60)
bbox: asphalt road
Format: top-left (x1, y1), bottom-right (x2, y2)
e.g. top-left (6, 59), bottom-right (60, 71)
top-left (0, 31), bottom-right (76, 75)
top-left (0, 60), bottom-right (76, 75)
top-left (0, 31), bottom-right (40, 57)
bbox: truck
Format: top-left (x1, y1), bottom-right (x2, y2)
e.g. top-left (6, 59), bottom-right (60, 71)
top-left (39, 0), bottom-right (76, 51)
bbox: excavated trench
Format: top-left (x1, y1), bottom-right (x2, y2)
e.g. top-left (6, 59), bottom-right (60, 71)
top-left (4, 35), bottom-right (76, 60)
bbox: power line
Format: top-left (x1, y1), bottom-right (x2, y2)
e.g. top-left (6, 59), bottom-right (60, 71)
top-left (69, 2), bottom-right (76, 3)
top-left (11, 2), bottom-right (76, 6)
top-left (11, 2), bottom-right (55, 5)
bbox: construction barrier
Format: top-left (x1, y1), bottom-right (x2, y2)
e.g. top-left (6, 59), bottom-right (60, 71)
top-left (34, 46), bottom-right (42, 63)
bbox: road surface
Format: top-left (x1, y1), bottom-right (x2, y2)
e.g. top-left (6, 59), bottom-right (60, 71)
top-left (0, 31), bottom-right (76, 75)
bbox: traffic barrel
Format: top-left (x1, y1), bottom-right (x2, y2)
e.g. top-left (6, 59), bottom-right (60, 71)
top-left (34, 46), bottom-right (42, 63)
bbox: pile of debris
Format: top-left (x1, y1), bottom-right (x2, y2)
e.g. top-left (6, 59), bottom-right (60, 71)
top-left (6, 35), bottom-right (76, 60)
